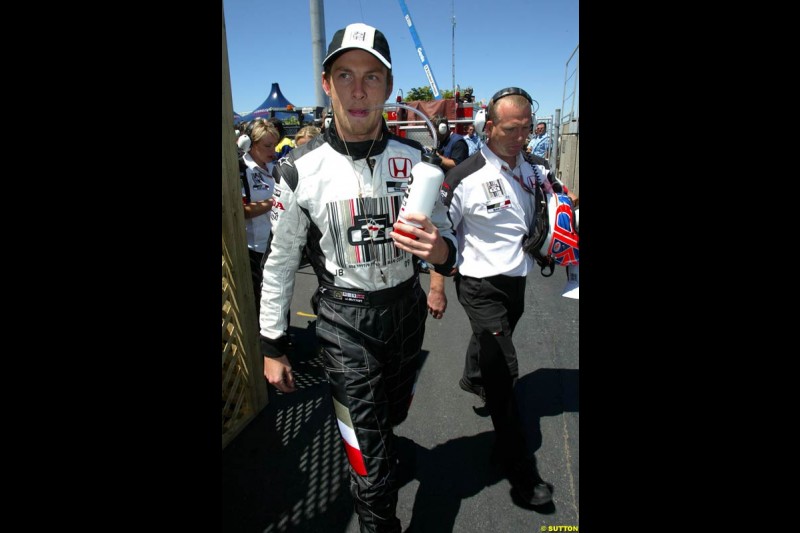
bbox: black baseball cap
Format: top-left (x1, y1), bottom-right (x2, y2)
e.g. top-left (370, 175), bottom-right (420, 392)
top-left (324, 23), bottom-right (392, 70)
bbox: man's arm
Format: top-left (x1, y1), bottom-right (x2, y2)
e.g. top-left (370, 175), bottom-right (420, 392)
top-left (427, 270), bottom-right (449, 319)
top-left (243, 198), bottom-right (274, 219)
top-left (260, 161), bottom-right (307, 393)
top-left (438, 139), bottom-right (470, 170)
top-left (437, 154), bottom-right (459, 171)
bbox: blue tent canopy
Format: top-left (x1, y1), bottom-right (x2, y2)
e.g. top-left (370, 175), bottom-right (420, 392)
top-left (239, 82), bottom-right (297, 123)
top-left (233, 111), bottom-right (244, 125)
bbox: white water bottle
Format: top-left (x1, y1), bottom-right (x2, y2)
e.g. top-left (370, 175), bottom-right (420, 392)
top-left (396, 152), bottom-right (444, 239)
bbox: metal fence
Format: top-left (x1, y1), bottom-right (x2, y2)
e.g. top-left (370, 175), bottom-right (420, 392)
top-left (561, 44), bottom-right (579, 125)
top-left (555, 44), bottom-right (579, 196)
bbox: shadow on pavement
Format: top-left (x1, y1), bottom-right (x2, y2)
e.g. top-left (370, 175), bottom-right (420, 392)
top-left (515, 368), bottom-right (579, 453)
top-left (395, 432), bottom-right (503, 532)
top-left (394, 367), bottom-right (578, 530)
top-left (222, 318), bottom-right (355, 533)
top-left (222, 317), bottom-right (437, 533)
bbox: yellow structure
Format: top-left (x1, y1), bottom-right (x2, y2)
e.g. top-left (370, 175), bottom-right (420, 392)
top-left (221, 2), bottom-right (268, 449)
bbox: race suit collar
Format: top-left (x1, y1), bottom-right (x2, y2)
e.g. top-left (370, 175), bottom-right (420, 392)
top-left (325, 118), bottom-right (390, 160)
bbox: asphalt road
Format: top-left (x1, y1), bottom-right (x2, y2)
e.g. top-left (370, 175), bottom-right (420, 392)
top-left (222, 263), bottom-right (579, 532)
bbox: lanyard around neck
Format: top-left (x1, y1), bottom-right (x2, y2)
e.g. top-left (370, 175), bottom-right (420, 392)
top-left (501, 163), bottom-right (534, 195)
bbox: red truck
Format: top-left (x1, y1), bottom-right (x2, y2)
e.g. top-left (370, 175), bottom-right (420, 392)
top-left (386, 93), bottom-right (483, 145)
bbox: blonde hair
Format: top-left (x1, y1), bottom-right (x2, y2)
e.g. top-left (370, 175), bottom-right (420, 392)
top-left (294, 125), bottom-right (322, 146)
top-left (249, 119), bottom-right (280, 145)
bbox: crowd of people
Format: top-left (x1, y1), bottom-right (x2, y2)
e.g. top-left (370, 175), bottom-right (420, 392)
top-left (230, 21), bottom-right (577, 533)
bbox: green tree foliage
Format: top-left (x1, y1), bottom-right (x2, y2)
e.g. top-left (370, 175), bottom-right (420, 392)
top-left (404, 86), bottom-right (455, 101)
top-left (406, 86), bottom-right (433, 101)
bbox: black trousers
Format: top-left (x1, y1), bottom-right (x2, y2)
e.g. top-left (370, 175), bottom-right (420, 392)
top-left (248, 249), bottom-right (264, 316)
top-left (316, 277), bottom-right (427, 533)
top-left (455, 273), bottom-right (529, 464)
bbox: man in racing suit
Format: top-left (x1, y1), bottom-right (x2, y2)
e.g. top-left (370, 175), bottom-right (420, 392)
top-left (258, 23), bottom-right (457, 533)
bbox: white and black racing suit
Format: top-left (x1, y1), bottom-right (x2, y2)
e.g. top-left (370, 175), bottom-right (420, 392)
top-left (259, 120), bottom-right (457, 533)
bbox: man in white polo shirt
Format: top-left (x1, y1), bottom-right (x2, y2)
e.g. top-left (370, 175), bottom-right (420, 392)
top-left (428, 87), bottom-right (553, 508)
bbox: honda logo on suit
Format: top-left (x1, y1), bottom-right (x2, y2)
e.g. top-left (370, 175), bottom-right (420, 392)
top-left (388, 157), bottom-right (411, 179)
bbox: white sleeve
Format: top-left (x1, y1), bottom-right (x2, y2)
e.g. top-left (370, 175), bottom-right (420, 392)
top-left (258, 181), bottom-right (307, 340)
top-left (430, 186), bottom-right (458, 267)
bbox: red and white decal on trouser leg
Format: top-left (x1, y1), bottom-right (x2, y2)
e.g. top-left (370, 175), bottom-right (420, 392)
top-left (332, 396), bottom-right (368, 476)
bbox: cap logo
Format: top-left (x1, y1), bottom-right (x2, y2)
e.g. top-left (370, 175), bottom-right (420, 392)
top-left (350, 30), bottom-right (367, 42)
top-left (344, 25), bottom-right (374, 47)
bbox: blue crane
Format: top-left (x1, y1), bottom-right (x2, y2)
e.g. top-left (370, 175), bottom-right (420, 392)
top-left (396, 0), bottom-right (443, 100)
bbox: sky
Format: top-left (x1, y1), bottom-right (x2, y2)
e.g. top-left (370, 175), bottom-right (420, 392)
top-left (223, 0), bottom-right (579, 121)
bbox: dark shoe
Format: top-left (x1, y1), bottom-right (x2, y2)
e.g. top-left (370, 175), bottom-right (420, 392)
top-left (459, 377), bottom-right (486, 402)
top-left (507, 459), bottom-right (553, 507)
top-left (511, 481), bottom-right (553, 507)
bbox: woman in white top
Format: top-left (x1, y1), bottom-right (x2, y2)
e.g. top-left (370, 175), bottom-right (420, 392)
top-left (238, 118), bottom-right (279, 312)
